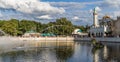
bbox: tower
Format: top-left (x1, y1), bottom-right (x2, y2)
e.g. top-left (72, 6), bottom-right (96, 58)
top-left (93, 7), bottom-right (99, 27)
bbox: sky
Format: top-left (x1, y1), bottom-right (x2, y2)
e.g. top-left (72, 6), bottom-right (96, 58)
top-left (0, 0), bottom-right (120, 26)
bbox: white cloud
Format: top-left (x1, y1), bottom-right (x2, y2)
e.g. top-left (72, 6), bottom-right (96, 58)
top-left (0, 0), bottom-right (65, 15)
top-left (0, 10), bottom-right (3, 17)
top-left (95, 6), bottom-right (101, 12)
top-left (36, 15), bottom-right (52, 20)
top-left (72, 16), bottom-right (79, 20)
top-left (2, 0), bottom-right (119, 26)
top-left (101, 0), bottom-right (120, 9)
top-left (98, 0), bottom-right (120, 19)
top-left (50, 1), bottom-right (103, 10)
top-left (50, 2), bottom-right (85, 9)
top-left (0, 13), bottom-right (2, 17)
top-left (110, 11), bottom-right (120, 19)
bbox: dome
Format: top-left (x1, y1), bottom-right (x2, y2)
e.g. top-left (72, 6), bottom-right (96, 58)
top-left (73, 29), bottom-right (82, 34)
top-left (103, 15), bottom-right (110, 19)
top-left (77, 29), bottom-right (82, 32)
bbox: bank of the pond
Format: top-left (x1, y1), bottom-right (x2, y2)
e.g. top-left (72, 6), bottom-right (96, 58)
top-left (19, 37), bottom-right (120, 43)
top-left (1, 36), bottom-right (120, 43)
top-left (19, 37), bottom-right (74, 42)
top-left (19, 37), bottom-right (120, 42)
top-left (78, 37), bottom-right (120, 43)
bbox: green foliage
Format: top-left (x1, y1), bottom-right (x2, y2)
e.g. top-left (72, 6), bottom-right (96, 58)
top-left (1, 19), bottom-right (19, 36)
top-left (0, 18), bottom-right (87, 36)
top-left (19, 20), bottom-right (37, 32)
top-left (42, 18), bottom-right (75, 36)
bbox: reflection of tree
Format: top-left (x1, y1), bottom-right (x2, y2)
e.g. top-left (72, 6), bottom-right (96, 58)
top-left (92, 47), bottom-right (99, 54)
top-left (55, 47), bottom-right (74, 62)
top-left (0, 48), bottom-right (43, 62)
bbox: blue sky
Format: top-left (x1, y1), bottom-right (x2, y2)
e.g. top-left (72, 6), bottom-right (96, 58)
top-left (0, 0), bottom-right (120, 26)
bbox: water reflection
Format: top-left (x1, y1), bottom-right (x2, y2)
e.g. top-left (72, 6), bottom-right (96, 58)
top-left (92, 43), bottom-right (120, 62)
top-left (0, 41), bottom-right (120, 62)
top-left (105, 43), bottom-right (120, 62)
top-left (0, 42), bottom-right (74, 62)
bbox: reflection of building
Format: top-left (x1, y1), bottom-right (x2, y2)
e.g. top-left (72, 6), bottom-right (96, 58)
top-left (72, 29), bottom-right (88, 37)
top-left (103, 45), bottom-right (108, 60)
top-left (89, 7), bottom-right (112, 37)
top-left (93, 50), bottom-right (100, 62)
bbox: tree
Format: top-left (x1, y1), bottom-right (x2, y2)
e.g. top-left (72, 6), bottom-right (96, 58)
top-left (42, 18), bottom-right (75, 36)
top-left (0, 18), bottom-right (87, 36)
top-left (1, 19), bottom-right (19, 36)
top-left (19, 20), bottom-right (37, 33)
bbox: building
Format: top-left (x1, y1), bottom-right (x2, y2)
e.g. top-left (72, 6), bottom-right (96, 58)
top-left (89, 7), bottom-right (111, 37)
top-left (40, 33), bottom-right (56, 37)
top-left (89, 7), bottom-right (120, 37)
top-left (72, 29), bottom-right (88, 38)
top-left (112, 17), bottom-right (120, 37)
top-left (23, 30), bottom-right (40, 37)
top-left (99, 15), bottom-right (114, 37)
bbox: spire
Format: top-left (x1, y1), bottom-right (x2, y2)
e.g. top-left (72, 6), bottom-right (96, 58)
top-left (93, 7), bottom-right (99, 27)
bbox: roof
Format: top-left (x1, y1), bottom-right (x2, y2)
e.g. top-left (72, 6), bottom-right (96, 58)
top-left (41, 33), bottom-right (56, 36)
top-left (77, 29), bottom-right (82, 32)
top-left (103, 15), bottom-right (110, 19)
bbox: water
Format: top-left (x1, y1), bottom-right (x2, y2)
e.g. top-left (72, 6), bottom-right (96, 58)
top-left (0, 41), bottom-right (120, 62)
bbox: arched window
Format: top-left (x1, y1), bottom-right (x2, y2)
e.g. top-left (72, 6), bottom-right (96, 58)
top-left (99, 32), bottom-right (101, 37)
top-left (92, 33), bottom-right (94, 37)
top-left (101, 32), bottom-right (103, 37)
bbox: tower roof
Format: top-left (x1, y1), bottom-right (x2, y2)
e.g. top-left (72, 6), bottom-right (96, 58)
top-left (103, 15), bottom-right (110, 19)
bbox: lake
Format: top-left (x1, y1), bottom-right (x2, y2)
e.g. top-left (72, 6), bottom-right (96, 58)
top-left (0, 41), bottom-right (119, 62)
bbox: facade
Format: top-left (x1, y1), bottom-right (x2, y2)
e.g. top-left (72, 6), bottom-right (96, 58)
top-left (72, 29), bottom-right (88, 37)
top-left (99, 16), bottom-right (114, 37)
top-left (112, 17), bottom-right (120, 37)
top-left (89, 26), bottom-right (108, 37)
top-left (23, 30), bottom-right (40, 37)
top-left (89, 8), bottom-right (111, 37)
top-left (88, 11), bottom-right (120, 37)
top-left (93, 8), bottom-right (99, 27)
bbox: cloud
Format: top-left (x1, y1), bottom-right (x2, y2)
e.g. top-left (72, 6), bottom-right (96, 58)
top-left (95, 6), bottom-right (101, 12)
top-left (50, 1), bottom-right (103, 10)
top-left (1, 0), bottom-right (119, 26)
top-left (36, 15), bottom-right (52, 20)
top-left (89, 6), bottom-right (101, 13)
top-left (98, 0), bottom-right (120, 19)
top-left (72, 16), bottom-right (79, 20)
top-left (0, 13), bottom-right (2, 17)
top-left (109, 11), bottom-right (120, 19)
top-left (0, 0), bottom-right (65, 15)
top-left (50, 2), bottom-right (85, 10)
top-left (100, 0), bottom-right (120, 9)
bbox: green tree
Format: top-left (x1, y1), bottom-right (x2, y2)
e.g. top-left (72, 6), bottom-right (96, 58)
top-left (1, 19), bottom-right (19, 36)
top-left (19, 20), bottom-right (36, 33)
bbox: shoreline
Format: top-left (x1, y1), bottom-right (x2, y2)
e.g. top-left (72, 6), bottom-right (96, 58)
top-left (1, 36), bottom-right (120, 43)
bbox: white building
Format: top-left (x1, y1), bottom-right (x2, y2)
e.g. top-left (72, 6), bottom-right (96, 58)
top-left (23, 30), bottom-right (40, 37)
top-left (89, 7), bottom-right (110, 37)
top-left (72, 29), bottom-right (88, 37)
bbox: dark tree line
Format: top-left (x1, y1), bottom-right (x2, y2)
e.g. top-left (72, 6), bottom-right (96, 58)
top-left (0, 18), bottom-right (87, 36)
